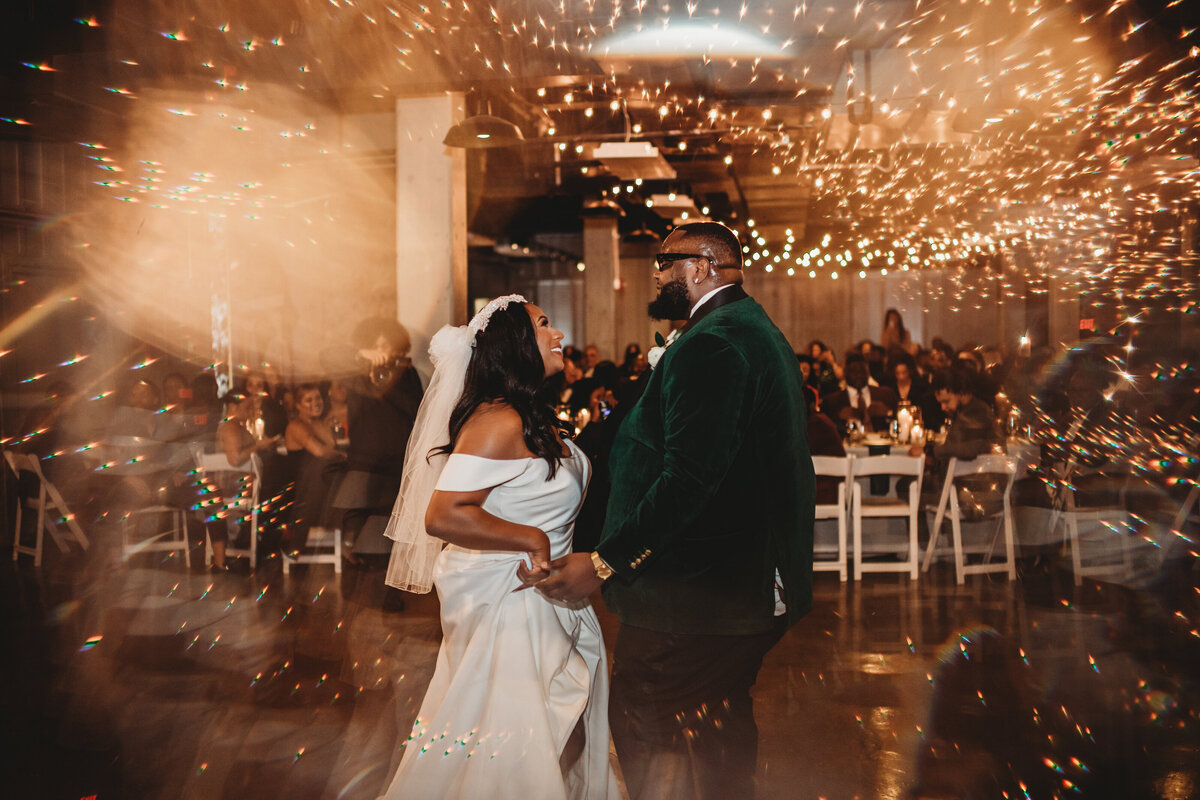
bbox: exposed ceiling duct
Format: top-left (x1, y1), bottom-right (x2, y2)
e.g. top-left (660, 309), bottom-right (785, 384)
top-left (592, 142), bottom-right (677, 181)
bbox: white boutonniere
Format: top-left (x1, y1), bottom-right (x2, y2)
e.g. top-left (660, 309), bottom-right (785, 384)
top-left (647, 329), bottom-right (680, 370)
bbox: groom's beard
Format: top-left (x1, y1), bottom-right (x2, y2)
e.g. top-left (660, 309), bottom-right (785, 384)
top-left (647, 277), bottom-right (691, 321)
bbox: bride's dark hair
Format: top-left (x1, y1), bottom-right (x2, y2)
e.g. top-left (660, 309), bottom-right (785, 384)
top-left (434, 301), bottom-right (570, 477)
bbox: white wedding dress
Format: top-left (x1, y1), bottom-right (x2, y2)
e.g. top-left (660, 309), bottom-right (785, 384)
top-left (381, 439), bottom-right (619, 800)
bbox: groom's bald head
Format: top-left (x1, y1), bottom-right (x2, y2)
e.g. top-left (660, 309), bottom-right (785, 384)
top-left (669, 222), bottom-right (743, 277)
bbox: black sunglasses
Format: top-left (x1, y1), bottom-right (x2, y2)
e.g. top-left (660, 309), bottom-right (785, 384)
top-left (654, 252), bottom-right (709, 271)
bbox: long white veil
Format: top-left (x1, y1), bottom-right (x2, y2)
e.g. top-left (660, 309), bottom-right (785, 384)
top-left (383, 324), bottom-right (474, 593)
top-left (382, 294), bottom-right (527, 593)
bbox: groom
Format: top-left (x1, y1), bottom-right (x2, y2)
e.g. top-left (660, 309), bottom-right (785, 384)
top-left (538, 221), bottom-right (815, 799)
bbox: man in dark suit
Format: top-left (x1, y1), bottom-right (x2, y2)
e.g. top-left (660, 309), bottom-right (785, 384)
top-left (538, 222), bottom-right (815, 799)
top-left (908, 366), bottom-right (999, 462)
top-left (821, 352), bottom-right (898, 436)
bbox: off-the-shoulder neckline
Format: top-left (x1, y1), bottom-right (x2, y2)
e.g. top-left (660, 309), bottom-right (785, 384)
top-left (446, 452), bottom-right (535, 463)
top-left (448, 439), bottom-right (580, 462)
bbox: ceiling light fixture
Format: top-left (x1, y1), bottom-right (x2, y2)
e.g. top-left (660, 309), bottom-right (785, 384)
top-left (442, 115), bottom-right (525, 149)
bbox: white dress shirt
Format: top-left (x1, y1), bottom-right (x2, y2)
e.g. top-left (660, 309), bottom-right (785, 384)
top-left (690, 283), bottom-right (736, 318)
top-left (847, 385), bottom-right (872, 408)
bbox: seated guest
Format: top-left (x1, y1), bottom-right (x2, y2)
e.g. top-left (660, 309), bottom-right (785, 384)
top-left (886, 351), bottom-right (927, 405)
top-left (244, 368), bottom-right (290, 544)
top-left (582, 344), bottom-right (601, 377)
top-left (808, 339), bottom-right (843, 397)
top-left (286, 384), bottom-right (341, 458)
top-left (908, 366), bottom-right (1002, 515)
top-left (109, 379), bottom-right (160, 439)
top-left (209, 390), bottom-right (282, 569)
top-left (245, 369), bottom-right (289, 439)
top-left (282, 383), bottom-right (346, 554)
top-left (622, 350), bottom-right (649, 383)
top-left (618, 343), bottom-right (643, 381)
top-left (957, 347), bottom-right (985, 373)
top-left (928, 339), bottom-right (955, 373)
top-left (153, 372), bottom-right (193, 444)
top-left (909, 366), bottom-right (1000, 462)
top-left (592, 360), bottom-right (620, 393)
top-left (567, 376), bottom-right (601, 417)
top-left (161, 372), bottom-right (189, 412)
top-left (548, 349), bottom-right (585, 408)
top-left (190, 372), bottom-right (219, 414)
top-left (915, 349), bottom-right (936, 380)
top-left (571, 361), bottom-right (623, 425)
top-left (796, 354), bottom-right (821, 396)
top-left (823, 353), bottom-right (898, 435)
top-left (857, 339), bottom-right (887, 385)
top-left (887, 351), bottom-right (942, 433)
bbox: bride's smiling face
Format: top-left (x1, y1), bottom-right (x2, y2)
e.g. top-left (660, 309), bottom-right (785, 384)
top-left (526, 304), bottom-right (565, 378)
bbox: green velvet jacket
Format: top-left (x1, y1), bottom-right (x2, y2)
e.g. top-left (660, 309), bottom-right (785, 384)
top-left (597, 287), bottom-right (816, 635)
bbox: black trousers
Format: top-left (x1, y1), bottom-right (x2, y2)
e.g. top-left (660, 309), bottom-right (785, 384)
top-left (609, 620), bottom-right (786, 800)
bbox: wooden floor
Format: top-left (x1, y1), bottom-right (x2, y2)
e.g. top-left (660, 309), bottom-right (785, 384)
top-left (3, 525), bottom-right (1198, 800)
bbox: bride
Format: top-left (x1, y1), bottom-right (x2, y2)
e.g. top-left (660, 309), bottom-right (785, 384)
top-left (380, 295), bottom-right (619, 800)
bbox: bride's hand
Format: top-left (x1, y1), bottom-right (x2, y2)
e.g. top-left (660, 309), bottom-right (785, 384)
top-left (514, 530), bottom-right (551, 590)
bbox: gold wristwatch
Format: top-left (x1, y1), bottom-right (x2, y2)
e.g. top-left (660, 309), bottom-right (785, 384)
top-left (590, 551), bottom-right (614, 581)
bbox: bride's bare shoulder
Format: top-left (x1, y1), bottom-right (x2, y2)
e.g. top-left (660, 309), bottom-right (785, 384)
top-left (454, 402), bottom-right (532, 460)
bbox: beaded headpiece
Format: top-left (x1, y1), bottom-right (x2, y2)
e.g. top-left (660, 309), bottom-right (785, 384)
top-left (468, 293), bottom-right (527, 338)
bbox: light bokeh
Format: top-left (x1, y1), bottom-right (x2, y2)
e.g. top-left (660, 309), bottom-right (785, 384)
top-left (67, 84), bottom-right (396, 380)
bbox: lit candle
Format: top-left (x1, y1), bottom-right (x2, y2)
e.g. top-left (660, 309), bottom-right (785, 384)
top-left (897, 406), bottom-right (913, 443)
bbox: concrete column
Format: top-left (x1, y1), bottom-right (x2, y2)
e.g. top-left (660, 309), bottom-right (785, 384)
top-left (582, 214), bottom-right (621, 360)
top-left (395, 94), bottom-right (468, 380)
top-left (617, 240), bottom-right (660, 360)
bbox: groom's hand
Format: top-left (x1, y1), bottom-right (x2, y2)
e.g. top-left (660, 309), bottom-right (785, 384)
top-left (536, 553), bottom-right (603, 602)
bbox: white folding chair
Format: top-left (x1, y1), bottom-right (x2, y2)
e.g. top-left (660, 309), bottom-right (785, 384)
top-left (812, 455), bottom-right (852, 581)
top-left (1062, 483), bottom-right (1133, 587)
top-left (920, 456), bottom-right (1017, 584)
top-left (282, 524), bottom-right (343, 576)
top-left (194, 452), bottom-right (261, 570)
top-left (6, 450), bottom-right (90, 566)
top-left (1046, 459), bottom-right (1133, 586)
top-left (121, 503), bottom-right (190, 567)
top-left (851, 454), bottom-right (924, 580)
